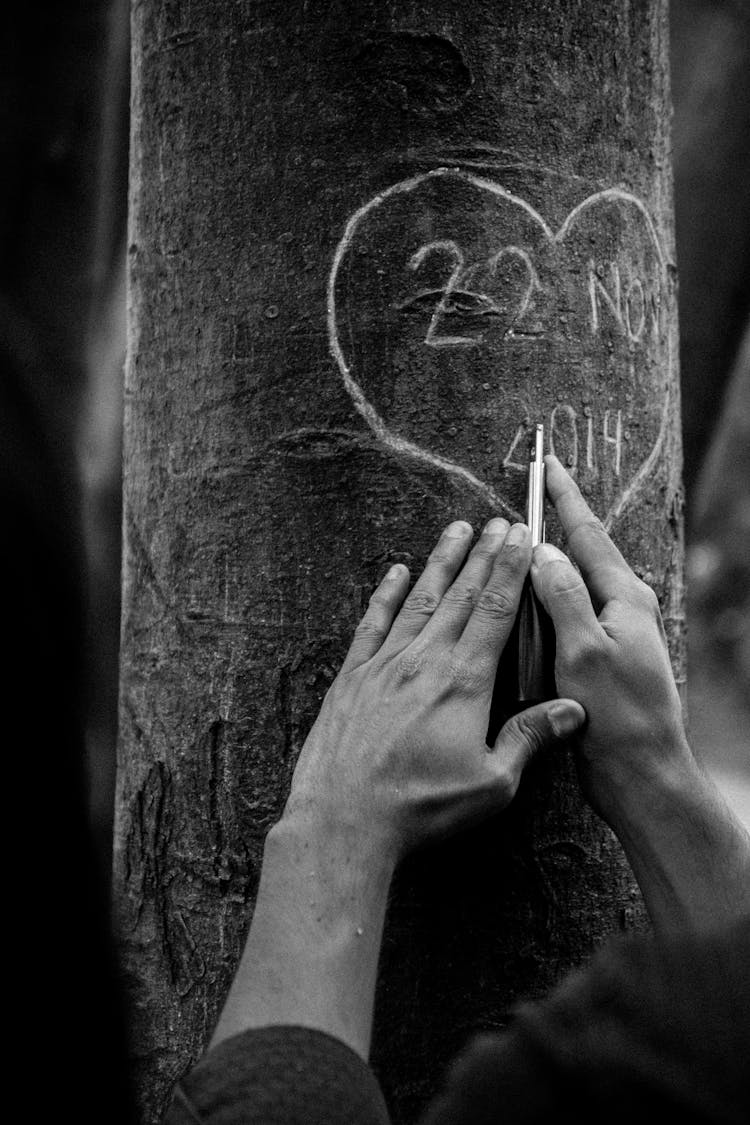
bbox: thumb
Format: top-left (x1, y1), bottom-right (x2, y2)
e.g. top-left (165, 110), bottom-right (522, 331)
top-left (490, 698), bottom-right (587, 794)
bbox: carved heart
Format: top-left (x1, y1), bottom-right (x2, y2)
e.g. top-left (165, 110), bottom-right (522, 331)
top-left (328, 167), bottom-right (674, 528)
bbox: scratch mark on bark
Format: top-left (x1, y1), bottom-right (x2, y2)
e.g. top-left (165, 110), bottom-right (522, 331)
top-left (266, 426), bottom-right (375, 460)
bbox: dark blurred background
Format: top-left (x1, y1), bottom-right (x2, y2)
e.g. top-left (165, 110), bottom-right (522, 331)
top-left (3, 0), bottom-right (749, 890)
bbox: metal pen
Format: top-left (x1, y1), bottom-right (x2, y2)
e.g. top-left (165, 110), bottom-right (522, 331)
top-left (527, 423), bottom-right (546, 548)
top-left (517, 423), bottom-right (554, 702)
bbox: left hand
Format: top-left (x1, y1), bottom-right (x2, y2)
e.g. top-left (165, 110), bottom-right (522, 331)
top-left (283, 517), bottom-right (585, 859)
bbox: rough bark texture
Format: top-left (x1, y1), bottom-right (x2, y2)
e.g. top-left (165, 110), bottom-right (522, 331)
top-left (114, 3), bottom-right (684, 1122)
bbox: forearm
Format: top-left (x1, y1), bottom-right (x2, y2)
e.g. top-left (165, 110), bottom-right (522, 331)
top-left (210, 810), bottom-right (396, 1060)
top-left (609, 746), bottom-right (750, 935)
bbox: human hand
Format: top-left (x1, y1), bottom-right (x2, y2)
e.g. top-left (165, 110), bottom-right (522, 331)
top-left (282, 518), bottom-right (585, 860)
top-left (531, 455), bottom-right (689, 830)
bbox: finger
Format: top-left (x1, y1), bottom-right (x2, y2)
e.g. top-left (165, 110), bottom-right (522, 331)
top-left (339, 564), bottom-right (410, 672)
top-left (383, 521), bottom-right (473, 649)
top-left (420, 517), bottom-right (510, 643)
top-left (545, 453), bottom-right (635, 607)
top-left (486, 698), bottom-right (587, 804)
top-left (455, 522), bottom-right (531, 664)
top-left (530, 543), bottom-right (600, 644)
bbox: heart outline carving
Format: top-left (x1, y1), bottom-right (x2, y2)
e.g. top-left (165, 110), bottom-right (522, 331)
top-left (327, 166), bottom-right (673, 529)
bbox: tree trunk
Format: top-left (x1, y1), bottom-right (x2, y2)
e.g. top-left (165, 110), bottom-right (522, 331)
top-left (114, 3), bottom-right (684, 1121)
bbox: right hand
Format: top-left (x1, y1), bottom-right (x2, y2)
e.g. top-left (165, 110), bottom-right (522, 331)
top-left (530, 454), bottom-right (690, 829)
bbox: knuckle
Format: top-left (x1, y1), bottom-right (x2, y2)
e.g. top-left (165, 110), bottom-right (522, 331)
top-left (475, 587), bottom-right (516, 618)
top-left (394, 647), bottom-right (426, 681)
top-left (429, 546), bottom-right (460, 570)
top-left (446, 655), bottom-right (484, 693)
top-left (354, 617), bottom-right (385, 640)
top-left (566, 633), bottom-right (605, 672)
top-left (470, 652), bottom-right (496, 683)
top-left (566, 516), bottom-right (608, 554)
top-left (471, 539), bottom-right (499, 562)
top-left (403, 588), bottom-right (441, 615)
top-left (443, 583), bottom-right (480, 608)
top-left (573, 515), bottom-right (607, 540)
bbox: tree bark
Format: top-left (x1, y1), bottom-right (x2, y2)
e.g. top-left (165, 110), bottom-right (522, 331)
top-left (114, 3), bottom-right (684, 1121)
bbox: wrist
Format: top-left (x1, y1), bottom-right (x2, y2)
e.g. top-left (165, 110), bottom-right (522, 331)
top-left (268, 805), bottom-right (398, 910)
top-left (584, 728), bottom-right (695, 830)
top-left (276, 789), bottom-right (401, 871)
top-left (599, 746), bottom-right (750, 934)
top-left (604, 745), bottom-right (700, 833)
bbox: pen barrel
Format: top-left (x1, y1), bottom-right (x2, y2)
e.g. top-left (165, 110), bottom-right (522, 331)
top-left (527, 424), bottom-right (545, 546)
top-left (517, 581), bottom-right (556, 704)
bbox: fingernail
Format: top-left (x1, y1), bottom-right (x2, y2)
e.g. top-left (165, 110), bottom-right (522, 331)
top-left (484, 517), bottom-right (509, 537)
top-left (445, 520), bottom-right (472, 538)
top-left (505, 522), bottom-right (529, 546)
top-left (385, 564), bottom-right (404, 580)
top-left (548, 702), bottom-right (585, 738)
top-left (533, 543), bottom-right (568, 567)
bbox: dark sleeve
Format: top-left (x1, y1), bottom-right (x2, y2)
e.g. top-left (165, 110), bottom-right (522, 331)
top-left (420, 917), bottom-right (750, 1125)
top-left (164, 1025), bottom-right (391, 1125)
